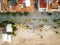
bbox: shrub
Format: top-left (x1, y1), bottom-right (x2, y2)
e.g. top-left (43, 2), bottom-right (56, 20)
top-left (24, 12), bottom-right (29, 16)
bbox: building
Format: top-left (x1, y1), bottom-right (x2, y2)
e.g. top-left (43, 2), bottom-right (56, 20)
top-left (0, 0), bottom-right (34, 12)
top-left (38, 0), bottom-right (60, 12)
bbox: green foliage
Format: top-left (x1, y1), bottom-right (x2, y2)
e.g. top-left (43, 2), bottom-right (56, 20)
top-left (5, 12), bottom-right (10, 16)
top-left (0, 12), bottom-right (29, 16)
top-left (0, 13), bottom-right (6, 15)
top-left (41, 35), bottom-right (43, 38)
top-left (48, 12), bottom-right (52, 16)
top-left (7, 32), bottom-right (16, 36)
top-left (2, 22), bottom-right (7, 27)
top-left (11, 12), bottom-right (17, 16)
top-left (13, 27), bottom-right (17, 32)
top-left (53, 26), bottom-right (57, 29)
top-left (40, 29), bottom-right (42, 32)
top-left (19, 12), bottom-right (29, 16)
top-left (7, 0), bottom-right (11, 1)
top-left (53, 19), bottom-right (57, 22)
top-left (7, 32), bottom-right (12, 35)
top-left (39, 24), bottom-right (43, 28)
top-left (24, 12), bottom-right (29, 16)
top-left (54, 31), bottom-right (60, 34)
top-left (43, 19), bottom-right (48, 22)
top-left (19, 12), bottom-right (23, 16)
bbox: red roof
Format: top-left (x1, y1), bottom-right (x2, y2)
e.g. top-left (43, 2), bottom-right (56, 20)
top-left (39, 0), bottom-right (46, 8)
